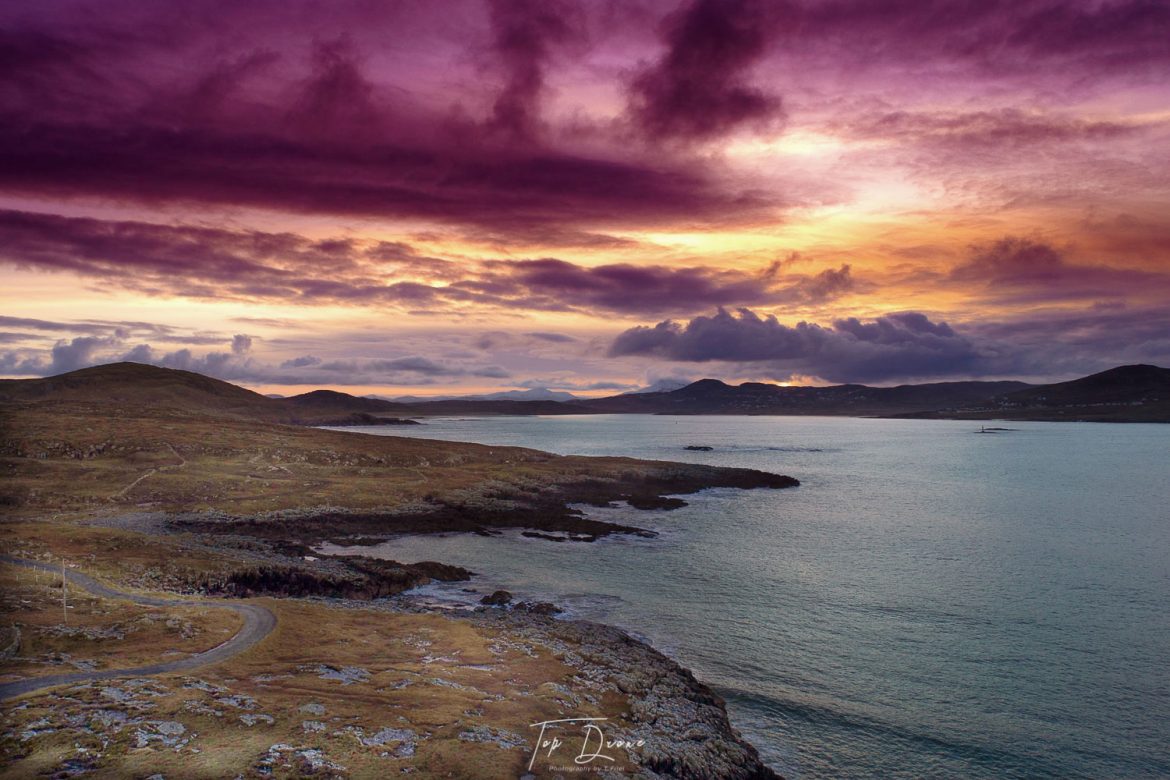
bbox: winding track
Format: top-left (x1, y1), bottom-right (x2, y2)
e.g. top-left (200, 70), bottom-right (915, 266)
top-left (0, 555), bottom-right (275, 701)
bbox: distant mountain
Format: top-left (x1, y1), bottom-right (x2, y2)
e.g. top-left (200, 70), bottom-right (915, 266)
top-left (3, 362), bottom-right (1167, 423)
top-left (578, 377), bottom-right (1033, 416)
top-left (1000, 364), bottom-right (1170, 407)
top-left (906, 364), bottom-right (1170, 422)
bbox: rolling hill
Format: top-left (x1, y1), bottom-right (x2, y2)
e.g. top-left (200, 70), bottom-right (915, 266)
top-left (3, 361), bottom-right (1168, 423)
top-left (0, 363), bottom-right (416, 425)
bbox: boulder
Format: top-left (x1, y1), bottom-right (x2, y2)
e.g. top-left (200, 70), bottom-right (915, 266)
top-left (479, 590), bottom-right (512, 606)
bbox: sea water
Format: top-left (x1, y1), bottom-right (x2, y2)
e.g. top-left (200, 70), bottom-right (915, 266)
top-left (322, 415), bottom-right (1170, 779)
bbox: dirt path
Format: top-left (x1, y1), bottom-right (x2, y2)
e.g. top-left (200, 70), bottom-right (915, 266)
top-left (110, 442), bottom-right (187, 500)
top-left (0, 556), bottom-right (275, 701)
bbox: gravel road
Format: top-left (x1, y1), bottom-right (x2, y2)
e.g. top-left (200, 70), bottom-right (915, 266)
top-left (0, 555), bottom-right (275, 700)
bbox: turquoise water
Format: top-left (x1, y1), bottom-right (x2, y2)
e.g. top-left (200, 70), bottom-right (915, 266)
top-left (324, 416), bottom-right (1170, 779)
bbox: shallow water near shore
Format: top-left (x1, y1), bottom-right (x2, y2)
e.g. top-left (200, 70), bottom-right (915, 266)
top-left (323, 415), bottom-right (1170, 779)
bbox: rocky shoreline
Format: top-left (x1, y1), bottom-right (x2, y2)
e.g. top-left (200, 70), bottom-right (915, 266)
top-left (2, 388), bottom-right (799, 777)
top-left (166, 465), bottom-right (798, 547)
top-left (76, 507), bottom-right (786, 778)
top-left (308, 587), bottom-right (783, 779)
top-left (486, 611), bottom-right (782, 780)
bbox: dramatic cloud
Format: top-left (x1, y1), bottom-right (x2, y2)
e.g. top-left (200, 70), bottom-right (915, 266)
top-left (610, 308), bottom-right (985, 383)
top-left (610, 302), bottom-right (1170, 384)
top-left (0, 209), bottom-right (855, 316)
top-left (2, 1), bottom-right (1168, 391)
top-left (629, 0), bottom-right (783, 141)
top-left (0, 3), bottom-right (788, 241)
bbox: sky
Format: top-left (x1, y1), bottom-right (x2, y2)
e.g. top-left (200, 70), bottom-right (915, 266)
top-left (2, 0), bottom-right (1169, 396)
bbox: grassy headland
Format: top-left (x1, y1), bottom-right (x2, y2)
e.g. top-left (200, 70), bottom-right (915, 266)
top-left (0, 364), bottom-right (795, 778)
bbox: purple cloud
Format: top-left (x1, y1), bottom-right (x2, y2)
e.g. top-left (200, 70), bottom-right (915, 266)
top-left (0, 4), bottom-right (787, 239)
top-left (231, 334), bottom-right (253, 354)
top-left (610, 303), bottom-right (1170, 384)
top-left (948, 237), bottom-right (1170, 304)
top-left (526, 331), bottom-right (577, 343)
top-left (609, 307), bottom-right (986, 383)
top-left (0, 209), bottom-right (854, 316)
top-left (486, 0), bottom-right (581, 141)
top-left (629, 0), bottom-right (783, 141)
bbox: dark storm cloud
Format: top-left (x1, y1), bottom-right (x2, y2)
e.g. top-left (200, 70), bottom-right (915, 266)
top-left (2, 1), bottom-right (1157, 242)
top-left (629, 0), bottom-right (783, 141)
top-left (0, 4), bottom-right (783, 239)
top-left (0, 124), bottom-right (774, 240)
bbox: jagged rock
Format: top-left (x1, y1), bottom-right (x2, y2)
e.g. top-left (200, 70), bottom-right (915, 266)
top-left (480, 590), bottom-right (513, 606)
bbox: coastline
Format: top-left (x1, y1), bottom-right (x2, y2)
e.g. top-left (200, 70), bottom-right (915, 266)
top-left (1, 514), bottom-right (783, 779)
top-left (1, 400), bottom-right (797, 777)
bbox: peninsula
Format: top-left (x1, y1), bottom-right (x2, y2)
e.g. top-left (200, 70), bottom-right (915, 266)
top-left (0, 363), bottom-right (794, 779)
